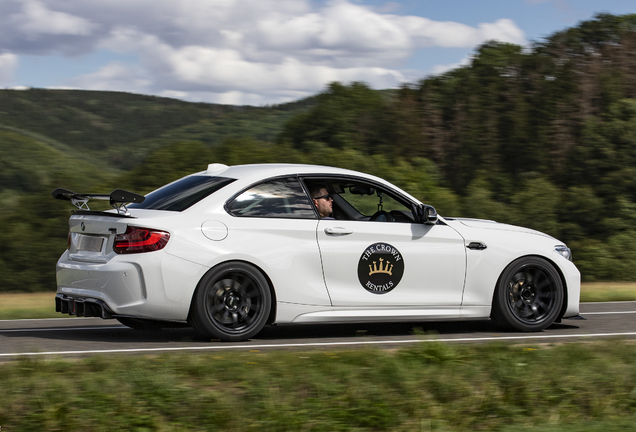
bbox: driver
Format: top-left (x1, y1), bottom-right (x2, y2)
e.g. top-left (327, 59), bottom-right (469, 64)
top-left (310, 186), bottom-right (334, 219)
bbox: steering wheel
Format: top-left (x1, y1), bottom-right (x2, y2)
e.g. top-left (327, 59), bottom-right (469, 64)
top-left (370, 210), bottom-right (394, 222)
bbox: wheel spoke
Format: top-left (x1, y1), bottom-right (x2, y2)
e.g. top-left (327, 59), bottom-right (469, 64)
top-left (519, 304), bottom-right (534, 318)
top-left (244, 281), bottom-right (257, 298)
top-left (536, 277), bottom-right (550, 291)
top-left (536, 300), bottom-right (549, 314)
top-left (238, 308), bottom-right (250, 323)
top-left (231, 312), bottom-right (239, 328)
top-left (231, 278), bottom-right (243, 292)
top-left (531, 268), bottom-right (541, 283)
top-left (211, 300), bottom-right (225, 313)
top-left (538, 290), bottom-right (554, 300)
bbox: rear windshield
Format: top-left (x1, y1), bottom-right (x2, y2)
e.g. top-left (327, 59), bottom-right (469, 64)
top-left (129, 176), bottom-right (235, 211)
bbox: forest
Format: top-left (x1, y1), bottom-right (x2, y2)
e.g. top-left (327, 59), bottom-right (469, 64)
top-left (1, 13), bottom-right (636, 292)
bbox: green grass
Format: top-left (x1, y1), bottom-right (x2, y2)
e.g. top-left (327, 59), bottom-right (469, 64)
top-left (580, 282), bottom-right (636, 302)
top-left (0, 340), bottom-right (635, 431)
top-left (0, 292), bottom-right (67, 320)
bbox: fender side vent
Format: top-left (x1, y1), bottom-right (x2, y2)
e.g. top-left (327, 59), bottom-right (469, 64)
top-left (467, 242), bottom-right (487, 250)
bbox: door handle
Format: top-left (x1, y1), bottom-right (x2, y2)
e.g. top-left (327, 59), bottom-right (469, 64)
top-left (324, 227), bottom-right (353, 236)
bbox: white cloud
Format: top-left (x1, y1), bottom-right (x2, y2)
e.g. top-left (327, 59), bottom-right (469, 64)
top-left (430, 54), bottom-right (474, 76)
top-left (11, 0), bottom-right (94, 35)
top-left (478, 19), bottom-right (526, 45)
top-left (69, 62), bottom-right (152, 94)
top-left (392, 16), bottom-right (526, 48)
top-left (0, 53), bottom-right (18, 84)
top-left (0, 0), bottom-right (527, 104)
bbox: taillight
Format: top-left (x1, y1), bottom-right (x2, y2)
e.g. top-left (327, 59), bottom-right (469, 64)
top-left (114, 226), bottom-right (170, 254)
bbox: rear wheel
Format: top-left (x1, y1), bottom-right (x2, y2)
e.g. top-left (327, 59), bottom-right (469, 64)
top-left (189, 262), bottom-right (271, 342)
top-left (491, 257), bottom-right (563, 332)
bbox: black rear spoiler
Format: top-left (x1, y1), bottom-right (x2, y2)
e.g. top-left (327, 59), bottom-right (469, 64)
top-left (52, 188), bottom-right (145, 214)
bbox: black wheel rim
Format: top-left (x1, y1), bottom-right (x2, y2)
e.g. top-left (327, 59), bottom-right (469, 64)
top-left (505, 265), bottom-right (558, 325)
top-left (204, 270), bottom-right (264, 334)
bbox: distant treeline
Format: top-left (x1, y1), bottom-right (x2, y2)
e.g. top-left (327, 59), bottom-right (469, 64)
top-left (1, 13), bottom-right (636, 292)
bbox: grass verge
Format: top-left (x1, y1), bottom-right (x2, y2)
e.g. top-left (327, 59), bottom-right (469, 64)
top-left (0, 292), bottom-right (66, 320)
top-left (2, 283), bottom-right (634, 321)
top-left (580, 282), bottom-right (636, 302)
top-left (0, 340), bottom-right (635, 431)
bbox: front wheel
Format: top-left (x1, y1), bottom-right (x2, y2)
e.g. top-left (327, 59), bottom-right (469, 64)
top-left (189, 262), bottom-right (272, 342)
top-left (491, 257), bottom-right (563, 332)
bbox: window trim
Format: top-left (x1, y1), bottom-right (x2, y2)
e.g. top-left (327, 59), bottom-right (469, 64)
top-left (224, 175), bottom-right (319, 220)
top-left (299, 174), bottom-right (421, 222)
top-left (128, 175), bottom-right (236, 212)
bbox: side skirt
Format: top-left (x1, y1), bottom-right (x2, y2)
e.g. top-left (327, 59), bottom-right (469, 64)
top-left (274, 302), bottom-right (491, 324)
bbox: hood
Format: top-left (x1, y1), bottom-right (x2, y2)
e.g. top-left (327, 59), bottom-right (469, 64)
top-left (443, 217), bottom-right (557, 240)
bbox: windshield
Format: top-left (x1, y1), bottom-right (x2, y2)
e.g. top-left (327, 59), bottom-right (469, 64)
top-left (129, 176), bottom-right (235, 211)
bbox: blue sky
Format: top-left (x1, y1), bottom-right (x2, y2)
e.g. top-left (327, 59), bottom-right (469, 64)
top-left (0, 0), bottom-right (633, 105)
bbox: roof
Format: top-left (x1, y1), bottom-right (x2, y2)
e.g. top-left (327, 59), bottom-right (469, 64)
top-left (201, 163), bottom-right (370, 181)
top-left (196, 163), bottom-right (422, 205)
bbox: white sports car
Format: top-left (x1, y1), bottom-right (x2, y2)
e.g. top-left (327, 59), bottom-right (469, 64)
top-left (53, 163), bottom-right (580, 341)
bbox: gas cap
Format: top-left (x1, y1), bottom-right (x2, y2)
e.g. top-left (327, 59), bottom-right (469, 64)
top-left (201, 220), bottom-right (228, 241)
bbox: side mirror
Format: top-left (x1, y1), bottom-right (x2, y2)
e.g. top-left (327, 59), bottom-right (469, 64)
top-left (418, 205), bottom-right (438, 225)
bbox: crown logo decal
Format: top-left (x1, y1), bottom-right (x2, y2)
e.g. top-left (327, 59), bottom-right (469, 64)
top-left (369, 258), bottom-right (393, 276)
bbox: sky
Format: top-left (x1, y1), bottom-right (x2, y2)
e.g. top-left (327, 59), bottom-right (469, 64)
top-left (0, 0), bottom-right (634, 106)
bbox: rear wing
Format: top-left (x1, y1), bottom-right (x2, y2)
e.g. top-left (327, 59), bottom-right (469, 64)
top-left (52, 188), bottom-right (145, 215)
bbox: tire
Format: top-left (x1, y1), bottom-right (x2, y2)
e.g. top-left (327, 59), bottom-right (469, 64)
top-left (491, 256), bottom-right (564, 332)
top-left (189, 262), bottom-right (272, 342)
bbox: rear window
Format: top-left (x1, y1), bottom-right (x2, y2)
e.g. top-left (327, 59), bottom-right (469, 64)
top-left (129, 176), bottom-right (235, 211)
top-left (227, 177), bottom-right (316, 218)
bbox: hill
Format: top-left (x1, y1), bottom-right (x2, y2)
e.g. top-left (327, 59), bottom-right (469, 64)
top-left (0, 88), bottom-right (316, 173)
top-left (1, 13), bottom-right (636, 292)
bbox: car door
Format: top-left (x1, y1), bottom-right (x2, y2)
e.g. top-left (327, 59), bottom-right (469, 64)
top-left (309, 178), bottom-right (467, 307)
top-left (225, 176), bottom-right (331, 306)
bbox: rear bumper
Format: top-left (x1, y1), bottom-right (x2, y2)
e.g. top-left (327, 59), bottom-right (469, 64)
top-left (55, 293), bottom-right (115, 319)
top-left (56, 249), bottom-right (204, 321)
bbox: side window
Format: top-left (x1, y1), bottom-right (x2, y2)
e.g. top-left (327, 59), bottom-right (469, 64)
top-left (128, 176), bottom-right (235, 212)
top-left (340, 183), bottom-right (415, 223)
top-left (304, 179), bottom-right (415, 223)
top-left (227, 177), bottom-right (316, 219)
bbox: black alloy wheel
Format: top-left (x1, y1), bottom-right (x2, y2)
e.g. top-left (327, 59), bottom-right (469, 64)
top-left (190, 262), bottom-right (271, 341)
top-left (492, 256), bottom-right (564, 332)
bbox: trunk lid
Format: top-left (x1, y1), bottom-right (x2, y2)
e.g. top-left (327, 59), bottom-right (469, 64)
top-left (68, 214), bottom-right (131, 263)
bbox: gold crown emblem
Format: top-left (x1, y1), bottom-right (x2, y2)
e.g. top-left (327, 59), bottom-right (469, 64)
top-left (368, 258), bottom-right (393, 276)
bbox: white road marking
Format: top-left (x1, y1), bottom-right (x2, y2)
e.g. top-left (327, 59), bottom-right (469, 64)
top-left (0, 318), bottom-right (86, 322)
top-left (582, 311), bottom-right (636, 315)
top-left (2, 331), bottom-right (636, 357)
top-left (0, 326), bottom-right (124, 333)
top-left (582, 301), bottom-right (636, 304)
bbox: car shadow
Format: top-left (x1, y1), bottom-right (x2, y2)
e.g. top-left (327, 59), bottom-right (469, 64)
top-left (256, 319), bottom-right (502, 341)
top-left (1, 319), bottom-right (579, 346)
top-left (0, 319), bottom-right (514, 343)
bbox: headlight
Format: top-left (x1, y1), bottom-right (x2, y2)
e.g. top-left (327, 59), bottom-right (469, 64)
top-left (555, 245), bottom-right (572, 261)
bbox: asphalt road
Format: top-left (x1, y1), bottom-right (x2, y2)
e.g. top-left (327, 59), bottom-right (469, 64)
top-left (1, 302), bottom-right (635, 360)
